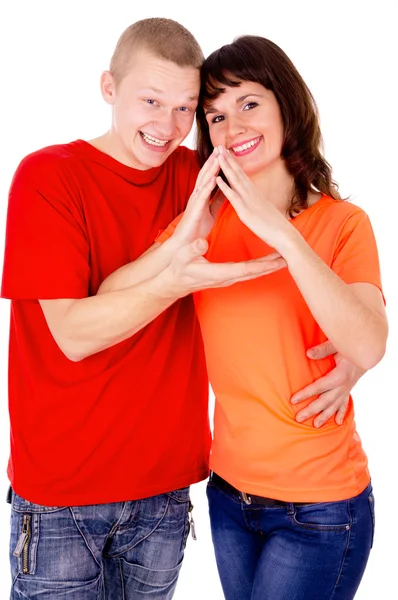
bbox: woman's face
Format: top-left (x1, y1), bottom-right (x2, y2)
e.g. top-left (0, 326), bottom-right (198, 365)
top-left (204, 80), bottom-right (285, 178)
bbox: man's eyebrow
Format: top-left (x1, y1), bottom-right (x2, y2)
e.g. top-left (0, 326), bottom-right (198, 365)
top-left (140, 87), bottom-right (198, 102)
top-left (139, 87), bottom-right (164, 94)
top-left (204, 93), bottom-right (264, 116)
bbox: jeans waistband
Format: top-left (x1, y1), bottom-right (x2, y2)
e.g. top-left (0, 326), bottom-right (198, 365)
top-left (210, 472), bottom-right (311, 507)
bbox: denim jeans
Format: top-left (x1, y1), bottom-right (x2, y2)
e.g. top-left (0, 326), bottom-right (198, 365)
top-left (207, 474), bottom-right (375, 600)
top-left (8, 486), bottom-right (192, 599)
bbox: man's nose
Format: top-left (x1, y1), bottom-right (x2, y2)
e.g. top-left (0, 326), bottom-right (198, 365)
top-left (153, 110), bottom-right (178, 138)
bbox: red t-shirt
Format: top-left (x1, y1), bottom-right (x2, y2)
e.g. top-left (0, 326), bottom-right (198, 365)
top-left (1, 140), bottom-right (211, 506)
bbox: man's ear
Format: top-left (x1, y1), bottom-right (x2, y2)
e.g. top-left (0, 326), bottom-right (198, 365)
top-left (100, 70), bottom-right (116, 105)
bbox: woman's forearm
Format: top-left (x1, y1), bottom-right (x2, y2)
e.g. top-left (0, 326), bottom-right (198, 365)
top-left (278, 230), bottom-right (387, 370)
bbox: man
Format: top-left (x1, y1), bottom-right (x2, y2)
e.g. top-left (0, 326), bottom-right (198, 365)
top-left (1, 18), bottom-right (363, 600)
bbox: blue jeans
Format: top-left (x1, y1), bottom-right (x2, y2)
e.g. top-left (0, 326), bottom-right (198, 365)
top-left (207, 473), bottom-right (375, 600)
top-left (8, 486), bottom-right (192, 599)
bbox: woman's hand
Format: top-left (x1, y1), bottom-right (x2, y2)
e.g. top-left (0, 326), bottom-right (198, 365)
top-left (215, 145), bottom-right (296, 253)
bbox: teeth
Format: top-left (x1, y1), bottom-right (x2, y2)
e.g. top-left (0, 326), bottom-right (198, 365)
top-left (141, 132), bottom-right (168, 147)
top-left (231, 138), bottom-right (260, 153)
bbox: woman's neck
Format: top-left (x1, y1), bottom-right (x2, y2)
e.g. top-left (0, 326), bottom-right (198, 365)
top-left (249, 161), bottom-right (295, 216)
top-left (248, 160), bottom-right (321, 217)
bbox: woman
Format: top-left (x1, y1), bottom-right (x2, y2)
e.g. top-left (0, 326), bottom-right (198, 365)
top-left (162, 36), bottom-right (387, 599)
top-left (99, 34), bottom-right (386, 599)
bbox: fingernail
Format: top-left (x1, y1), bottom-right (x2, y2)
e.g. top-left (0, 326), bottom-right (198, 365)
top-left (296, 415), bottom-right (304, 422)
top-left (213, 147), bottom-right (219, 156)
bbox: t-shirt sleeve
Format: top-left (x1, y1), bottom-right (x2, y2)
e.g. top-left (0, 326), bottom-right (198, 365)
top-left (156, 212), bottom-right (185, 244)
top-left (1, 155), bottom-right (90, 300)
top-left (331, 209), bottom-right (384, 297)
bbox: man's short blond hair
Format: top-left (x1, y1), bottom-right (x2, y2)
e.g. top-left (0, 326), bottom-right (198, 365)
top-left (110, 18), bottom-right (204, 85)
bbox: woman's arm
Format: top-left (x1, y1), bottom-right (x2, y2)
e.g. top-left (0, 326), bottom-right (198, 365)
top-left (216, 148), bottom-right (388, 371)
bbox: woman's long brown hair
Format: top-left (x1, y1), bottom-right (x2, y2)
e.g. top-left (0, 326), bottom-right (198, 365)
top-left (196, 35), bottom-right (341, 216)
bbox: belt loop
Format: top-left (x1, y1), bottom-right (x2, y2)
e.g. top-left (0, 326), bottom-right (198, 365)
top-left (209, 471), bottom-right (213, 482)
top-left (286, 502), bottom-right (294, 515)
top-left (242, 492), bottom-right (252, 505)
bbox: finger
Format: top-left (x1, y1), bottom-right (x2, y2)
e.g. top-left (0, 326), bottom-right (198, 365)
top-left (192, 169), bottom-right (217, 199)
top-left (335, 399), bottom-right (349, 425)
top-left (216, 176), bottom-right (241, 206)
top-left (195, 149), bottom-right (220, 189)
top-left (207, 257), bottom-right (286, 286)
top-left (295, 394), bottom-right (326, 421)
top-left (217, 146), bottom-right (254, 194)
top-left (296, 391), bottom-right (349, 428)
top-left (187, 177), bottom-right (217, 214)
top-left (307, 340), bottom-right (337, 360)
top-left (262, 252), bottom-right (282, 261)
top-left (295, 392), bottom-right (337, 426)
top-left (291, 373), bottom-right (337, 404)
top-left (217, 151), bottom-right (247, 192)
top-left (313, 399), bottom-right (345, 428)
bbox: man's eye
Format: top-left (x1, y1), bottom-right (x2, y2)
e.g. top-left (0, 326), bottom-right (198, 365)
top-left (177, 107), bottom-right (190, 112)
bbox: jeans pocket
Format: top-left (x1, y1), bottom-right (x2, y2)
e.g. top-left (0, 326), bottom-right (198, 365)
top-left (11, 490), bottom-right (64, 513)
top-left (166, 486), bottom-right (190, 503)
top-left (291, 501), bottom-right (351, 532)
top-left (10, 491), bottom-right (100, 587)
top-left (368, 492), bottom-right (375, 548)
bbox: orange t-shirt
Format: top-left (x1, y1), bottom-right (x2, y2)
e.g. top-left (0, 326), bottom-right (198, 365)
top-left (159, 195), bottom-right (383, 502)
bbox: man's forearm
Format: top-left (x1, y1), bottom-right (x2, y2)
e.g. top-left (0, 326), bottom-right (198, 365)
top-left (41, 229), bottom-right (283, 362)
top-left (98, 236), bottom-right (177, 294)
top-left (41, 238), bottom-right (181, 361)
top-left (41, 273), bottom-right (179, 362)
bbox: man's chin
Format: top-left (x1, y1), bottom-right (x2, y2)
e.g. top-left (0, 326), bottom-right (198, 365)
top-left (142, 147), bottom-right (174, 168)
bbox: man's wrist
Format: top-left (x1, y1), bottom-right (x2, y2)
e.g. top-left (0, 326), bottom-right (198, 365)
top-left (150, 266), bottom-right (184, 303)
top-left (162, 234), bottom-right (181, 258)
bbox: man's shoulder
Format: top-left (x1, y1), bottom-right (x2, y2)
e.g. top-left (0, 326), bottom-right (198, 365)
top-left (12, 140), bottom-right (83, 187)
top-left (167, 145), bottom-right (199, 170)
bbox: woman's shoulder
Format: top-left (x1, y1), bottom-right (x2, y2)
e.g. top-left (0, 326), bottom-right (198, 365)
top-left (310, 195), bottom-right (369, 226)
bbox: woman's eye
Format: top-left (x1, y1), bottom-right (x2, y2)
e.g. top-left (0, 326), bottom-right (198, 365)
top-left (243, 102), bottom-right (258, 111)
top-left (145, 99), bottom-right (156, 105)
top-left (211, 115), bottom-right (225, 124)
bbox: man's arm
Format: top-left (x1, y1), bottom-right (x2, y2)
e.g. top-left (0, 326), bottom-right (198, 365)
top-left (290, 341), bottom-right (366, 427)
top-left (41, 227), bottom-right (284, 362)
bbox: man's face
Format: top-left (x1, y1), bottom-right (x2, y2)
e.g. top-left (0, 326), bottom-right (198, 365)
top-left (105, 49), bottom-right (200, 169)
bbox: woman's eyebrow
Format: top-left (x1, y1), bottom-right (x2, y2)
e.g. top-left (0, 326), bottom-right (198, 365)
top-left (205, 92), bottom-right (264, 115)
top-left (236, 93), bottom-right (263, 102)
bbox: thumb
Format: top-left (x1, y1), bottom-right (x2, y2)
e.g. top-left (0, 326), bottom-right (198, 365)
top-left (307, 339), bottom-right (336, 360)
top-left (191, 238), bottom-right (208, 256)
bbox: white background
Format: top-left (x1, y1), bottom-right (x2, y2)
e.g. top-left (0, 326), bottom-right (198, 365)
top-left (0, 0), bottom-right (397, 597)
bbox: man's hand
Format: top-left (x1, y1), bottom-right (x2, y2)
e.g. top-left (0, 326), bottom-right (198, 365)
top-left (157, 238), bottom-right (286, 298)
top-left (291, 340), bottom-right (366, 427)
top-left (173, 150), bottom-right (220, 246)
